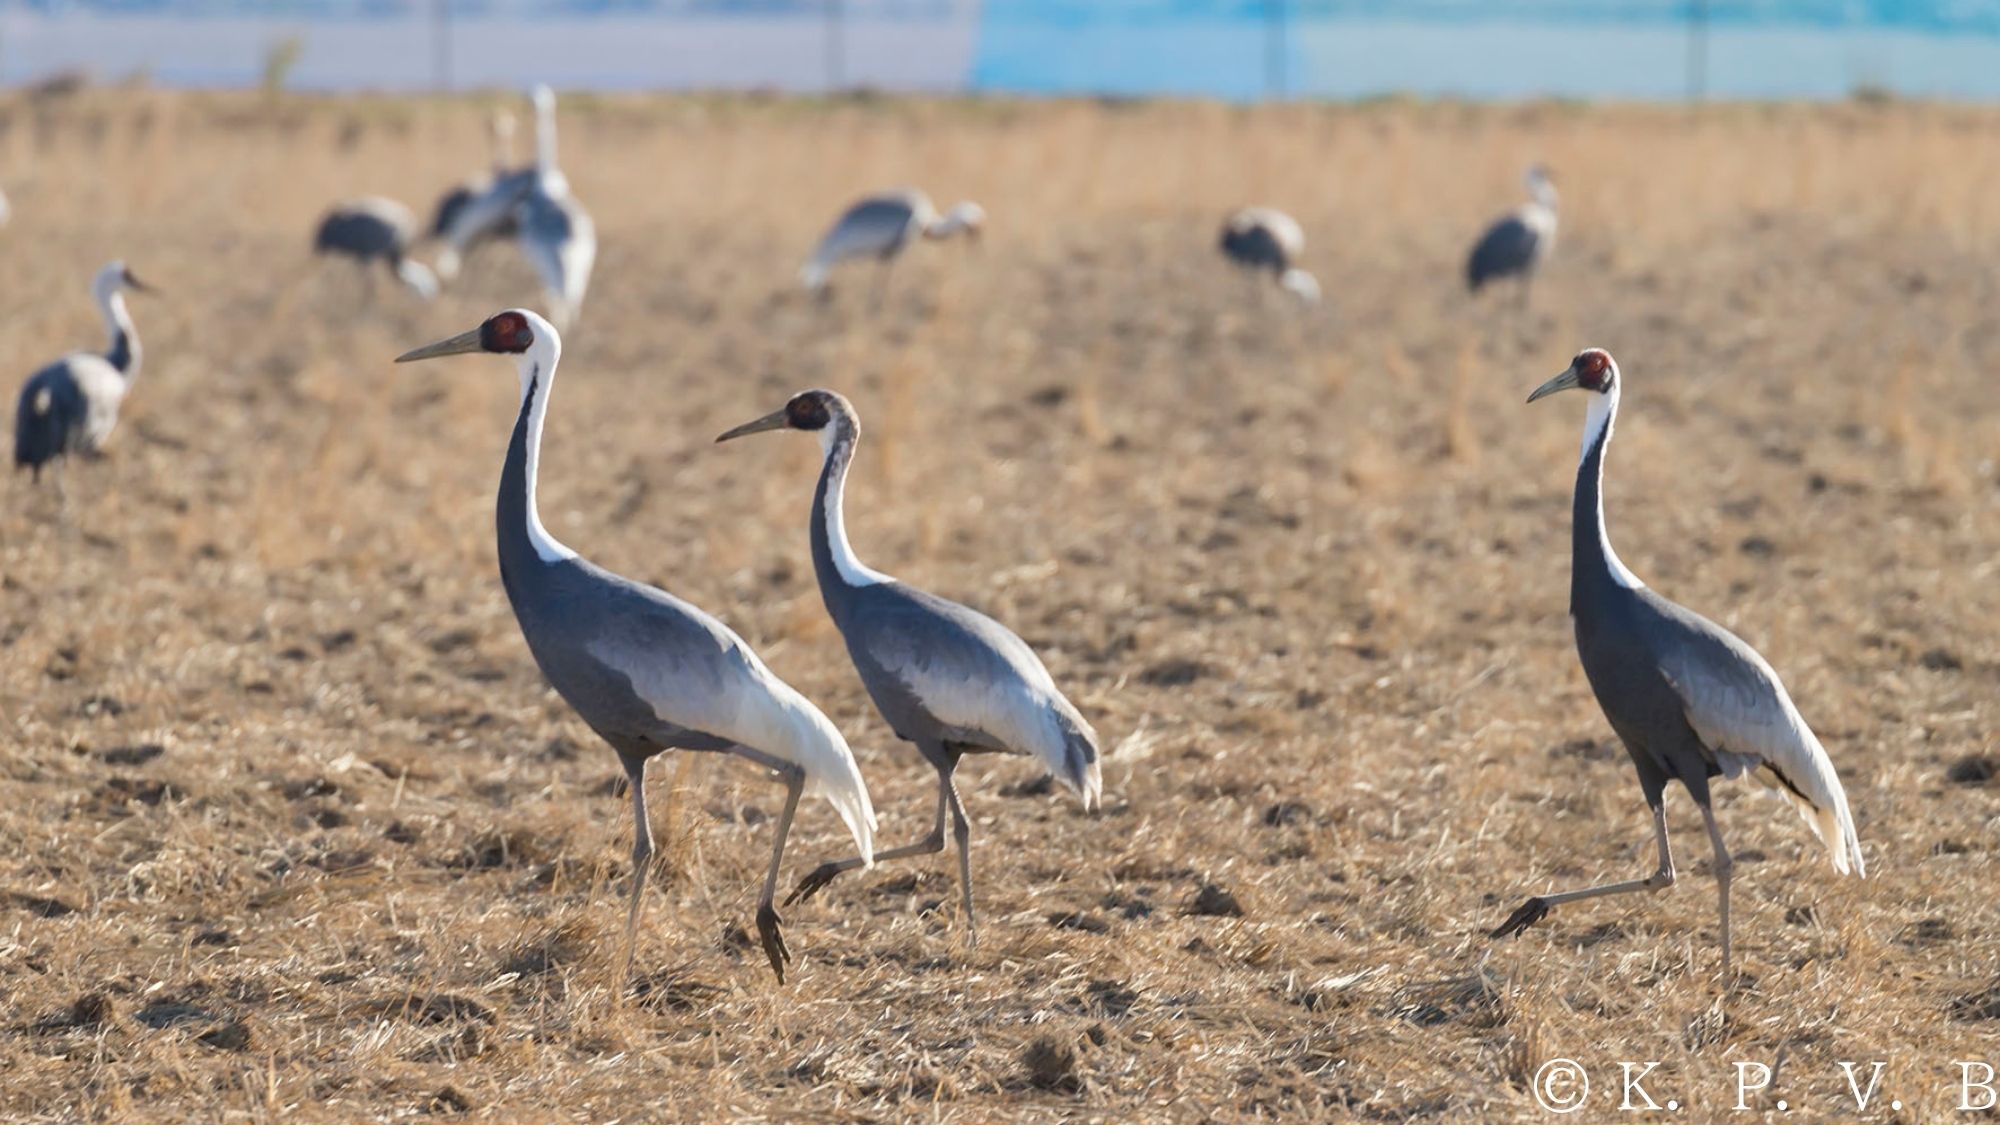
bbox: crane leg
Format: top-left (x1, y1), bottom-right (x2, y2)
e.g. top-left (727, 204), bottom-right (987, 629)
top-left (752, 758), bottom-right (805, 983)
top-left (1491, 802), bottom-right (1676, 939)
top-left (870, 259), bottom-right (895, 315)
top-left (1698, 800), bottom-right (1734, 975)
top-left (785, 768), bottom-right (950, 906)
top-left (618, 754), bottom-right (653, 987)
top-left (946, 768), bottom-right (976, 947)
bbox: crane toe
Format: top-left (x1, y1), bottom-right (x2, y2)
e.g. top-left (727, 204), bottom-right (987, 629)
top-left (1490, 896), bottom-right (1552, 939)
top-left (756, 903), bottom-right (791, 982)
top-left (785, 862), bottom-right (844, 906)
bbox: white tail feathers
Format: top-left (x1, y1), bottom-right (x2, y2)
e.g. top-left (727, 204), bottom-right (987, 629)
top-left (1754, 762), bottom-right (1865, 877)
top-left (787, 704), bottom-right (877, 866)
top-left (1281, 268), bottom-right (1321, 304)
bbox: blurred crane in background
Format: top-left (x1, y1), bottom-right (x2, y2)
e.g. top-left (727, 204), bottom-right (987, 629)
top-left (13, 261), bottom-right (152, 497)
top-left (1467, 164), bottom-right (1557, 309)
top-left (799, 189), bottom-right (984, 309)
top-left (314, 196), bottom-right (439, 300)
top-left (1219, 206), bottom-right (1320, 304)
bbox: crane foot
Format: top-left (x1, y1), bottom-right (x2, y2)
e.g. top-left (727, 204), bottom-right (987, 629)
top-left (785, 862), bottom-right (844, 906)
top-left (756, 903), bottom-right (791, 983)
top-left (1490, 896), bottom-right (1552, 939)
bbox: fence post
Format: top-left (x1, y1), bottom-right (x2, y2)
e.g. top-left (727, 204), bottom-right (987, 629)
top-left (1265, 0), bottom-right (1287, 101)
top-left (1687, 0), bottom-right (1708, 102)
top-left (826, 0), bottom-right (845, 93)
top-left (431, 0), bottom-right (452, 92)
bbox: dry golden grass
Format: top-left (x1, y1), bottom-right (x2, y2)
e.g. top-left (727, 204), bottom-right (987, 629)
top-left (1, 90), bottom-right (1997, 1121)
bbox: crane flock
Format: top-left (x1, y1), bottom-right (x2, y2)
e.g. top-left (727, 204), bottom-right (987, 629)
top-left (5, 90), bottom-right (1876, 990)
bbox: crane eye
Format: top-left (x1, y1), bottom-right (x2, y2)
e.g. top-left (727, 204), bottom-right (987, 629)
top-left (786, 395), bottom-right (829, 430)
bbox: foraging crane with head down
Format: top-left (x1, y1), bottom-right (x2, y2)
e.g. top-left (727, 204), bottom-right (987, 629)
top-left (1219, 207), bottom-right (1319, 304)
top-left (14, 261), bottom-right (152, 485)
top-left (800, 189), bottom-right (984, 307)
top-left (1490, 347), bottom-right (1865, 974)
top-left (396, 311), bottom-right (874, 984)
top-left (314, 196), bottom-right (438, 300)
top-left (718, 389), bottom-right (1101, 944)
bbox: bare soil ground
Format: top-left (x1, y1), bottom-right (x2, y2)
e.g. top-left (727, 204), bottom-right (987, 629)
top-left (1, 92), bottom-right (1997, 1121)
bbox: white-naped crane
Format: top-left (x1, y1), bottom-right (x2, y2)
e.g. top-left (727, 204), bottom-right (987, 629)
top-left (1467, 164), bottom-right (1557, 308)
top-left (435, 86), bottom-right (594, 330)
top-left (1219, 207), bottom-right (1320, 304)
top-left (314, 196), bottom-right (438, 300)
top-left (396, 311), bottom-right (875, 983)
top-left (1490, 348), bottom-right (1865, 974)
top-left (718, 389), bottom-right (1101, 945)
top-left (13, 261), bottom-right (152, 491)
top-left (800, 189), bottom-right (984, 307)
top-left (428, 108), bottom-right (521, 251)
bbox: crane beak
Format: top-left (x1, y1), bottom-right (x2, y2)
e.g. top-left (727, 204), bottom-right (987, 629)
top-left (121, 269), bottom-right (155, 294)
top-left (715, 409), bottom-right (791, 443)
top-left (395, 327), bottom-right (484, 363)
top-left (1526, 366), bottom-right (1581, 404)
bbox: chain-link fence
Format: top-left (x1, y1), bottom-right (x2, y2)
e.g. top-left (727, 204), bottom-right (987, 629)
top-left (3, 1), bottom-right (1997, 99)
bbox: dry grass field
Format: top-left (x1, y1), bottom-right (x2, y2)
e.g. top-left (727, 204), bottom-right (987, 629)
top-left (1, 90), bottom-right (1997, 1121)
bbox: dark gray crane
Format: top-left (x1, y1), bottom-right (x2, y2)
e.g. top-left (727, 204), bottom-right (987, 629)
top-left (1219, 206), bottom-right (1320, 304)
top-left (717, 389), bottom-right (1101, 944)
top-left (396, 310), bottom-right (876, 984)
top-left (314, 196), bottom-right (438, 299)
top-left (800, 189), bottom-right (984, 306)
top-left (13, 261), bottom-right (151, 486)
top-left (1491, 347), bottom-right (1865, 974)
top-left (1467, 164), bottom-right (1558, 306)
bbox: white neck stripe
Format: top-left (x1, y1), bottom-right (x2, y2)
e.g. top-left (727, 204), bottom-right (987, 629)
top-left (1582, 387), bottom-right (1644, 591)
top-left (518, 352), bottom-right (578, 564)
top-left (819, 424), bottom-right (891, 588)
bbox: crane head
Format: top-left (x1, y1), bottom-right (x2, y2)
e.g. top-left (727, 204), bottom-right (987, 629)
top-left (1527, 348), bottom-right (1617, 403)
top-left (715, 389), bottom-right (848, 444)
top-left (396, 309), bottom-right (542, 364)
top-left (95, 260), bottom-right (153, 301)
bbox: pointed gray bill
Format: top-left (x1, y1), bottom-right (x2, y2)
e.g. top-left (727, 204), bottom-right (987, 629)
top-left (122, 269), bottom-right (156, 294)
top-left (396, 327), bottom-right (484, 364)
top-left (1526, 366), bottom-right (1582, 404)
top-left (715, 409), bottom-right (790, 443)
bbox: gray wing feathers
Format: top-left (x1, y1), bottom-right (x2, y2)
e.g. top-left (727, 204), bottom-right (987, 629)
top-left (1467, 213), bottom-right (1542, 289)
top-left (1651, 606), bottom-right (1865, 876)
top-left (806, 196), bottom-right (920, 279)
top-left (852, 587), bottom-right (1102, 808)
top-left (519, 189), bottom-right (595, 313)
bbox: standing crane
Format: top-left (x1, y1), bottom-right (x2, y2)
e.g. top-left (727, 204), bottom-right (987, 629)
top-left (514, 85), bottom-right (596, 330)
top-left (1490, 348), bottom-right (1865, 973)
top-left (13, 261), bottom-right (152, 488)
top-left (1467, 164), bottom-right (1558, 308)
top-left (1219, 207), bottom-right (1320, 304)
top-left (313, 197), bottom-right (438, 300)
top-left (799, 189), bottom-right (984, 307)
top-left (717, 389), bottom-right (1101, 944)
top-left (395, 311), bottom-right (875, 983)
top-left (428, 109), bottom-right (521, 251)
top-left (435, 86), bottom-right (594, 330)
